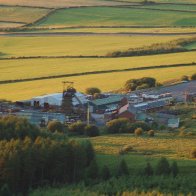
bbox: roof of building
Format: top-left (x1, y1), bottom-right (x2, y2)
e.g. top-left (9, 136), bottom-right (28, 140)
top-left (91, 95), bottom-right (123, 106)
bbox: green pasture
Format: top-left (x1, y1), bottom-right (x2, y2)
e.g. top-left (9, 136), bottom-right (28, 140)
top-left (111, 0), bottom-right (196, 4)
top-left (0, 35), bottom-right (187, 57)
top-left (184, 42), bottom-right (196, 49)
top-left (139, 4), bottom-right (196, 11)
top-left (0, 65), bottom-right (195, 101)
top-left (34, 7), bottom-right (196, 27)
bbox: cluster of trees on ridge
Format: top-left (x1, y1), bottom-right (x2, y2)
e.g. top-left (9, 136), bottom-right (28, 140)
top-left (106, 37), bottom-right (196, 57)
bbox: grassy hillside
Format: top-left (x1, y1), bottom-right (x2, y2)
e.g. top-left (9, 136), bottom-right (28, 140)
top-left (0, 65), bottom-right (195, 101)
top-left (0, 6), bottom-right (49, 24)
top-left (0, 35), bottom-right (187, 57)
top-left (0, 0), bottom-right (129, 8)
top-left (34, 7), bottom-right (196, 27)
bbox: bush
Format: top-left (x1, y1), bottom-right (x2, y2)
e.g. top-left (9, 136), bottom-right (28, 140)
top-left (144, 162), bottom-right (153, 176)
top-left (181, 75), bottom-right (189, 81)
top-left (190, 73), bottom-right (196, 80)
top-left (191, 148), bottom-right (196, 158)
top-left (84, 125), bottom-right (99, 137)
top-left (47, 120), bottom-right (64, 133)
top-left (136, 83), bottom-right (150, 90)
top-left (148, 130), bottom-right (155, 137)
top-left (128, 122), bottom-right (151, 133)
top-left (68, 121), bottom-right (86, 135)
top-left (116, 159), bottom-right (129, 177)
top-left (155, 157), bottom-right (170, 176)
top-left (106, 118), bottom-right (129, 134)
top-left (125, 77), bottom-right (156, 91)
top-left (101, 165), bottom-right (111, 181)
top-left (85, 87), bottom-right (101, 95)
top-left (135, 128), bottom-right (143, 136)
top-left (86, 159), bottom-right (99, 179)
top-left (170, 161), bottom-right (179, 177)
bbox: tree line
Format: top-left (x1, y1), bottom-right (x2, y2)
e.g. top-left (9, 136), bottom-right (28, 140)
top-left (106, 37), bottom-right (196, 57)
top-left (0, 116), bottom-right (96, 195)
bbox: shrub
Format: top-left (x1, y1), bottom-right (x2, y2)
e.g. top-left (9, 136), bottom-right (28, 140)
top-left (181, 75), bottom-right (189, 81)
top-left (84, 125), bottom-right (99, 137)
top-left (190, 73), bottom-right (196, 80)
top-left (136, 83), bottom-right (150, 90)
top-left (191, 148), bottom-right (196, 158)
top-left (135, 128), bottom-right (143, 136)
top-left (144, 162), bottom-right (153, 176)
top-left (47, 120), bottom-right (64, 133)
top-left (86, 159), bottom-right (99, 179)
top-left (125, 77), bottom-right (156, 91)
top-left (106, 118), bottom-right (129, 134)
top-left (148, 130), bottom-right (155, 137)
top-left (116, 159), bottom-right (129, 177)
top-left (85, 87), bottom-right (101, 95)
top-left (128, 122), bottom-right (151, 133)
top-left (170, 161), bottom-right (179, 177)
top-left (155, 157), bottom-right (170, 175)
top-left (101, 165), bottom-right (111, 180)
top-left (68, 121), bottom-right (86, 135)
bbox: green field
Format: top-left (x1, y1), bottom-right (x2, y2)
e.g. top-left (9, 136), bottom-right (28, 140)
top-left (34, 7), bottom-right (196, 27)
top-left (111, 0), bottom-right (196, 4)
top-left (0, 65), bottom-right (195, 101)
top-left (185, 42), bottom-right (196, 49)
top-left (139, 4), bottom-right (196, 11)
top-left (0, 35), bottom-right (188, 57)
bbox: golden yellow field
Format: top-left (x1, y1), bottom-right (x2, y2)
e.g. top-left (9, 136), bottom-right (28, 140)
top-left (0, 35), bottom-right (186, 57)
top-left (27, 27), bottom-right (196, 34)
top-left (0, 65), bottom-right (195, 101)
top-left (0, 51), bottom-right (195, 81)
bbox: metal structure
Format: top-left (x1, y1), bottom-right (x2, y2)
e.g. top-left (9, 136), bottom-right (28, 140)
top-left (62, 81), bottom-right (76, 115)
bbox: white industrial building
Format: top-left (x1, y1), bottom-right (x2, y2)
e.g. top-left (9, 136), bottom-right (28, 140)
top-left (30, 92), bottom-right (88, 107)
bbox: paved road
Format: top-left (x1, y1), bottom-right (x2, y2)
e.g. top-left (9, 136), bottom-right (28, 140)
top-left (146, 81), bottom-right (196, 101)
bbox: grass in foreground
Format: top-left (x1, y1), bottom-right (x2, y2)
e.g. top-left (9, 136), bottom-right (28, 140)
top-left (0, 65), bottom-right (195, 101)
